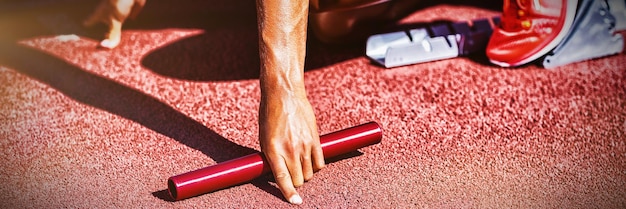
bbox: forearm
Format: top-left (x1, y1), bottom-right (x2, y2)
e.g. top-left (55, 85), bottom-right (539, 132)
top-left (256, 0), bottom-right (309, 98)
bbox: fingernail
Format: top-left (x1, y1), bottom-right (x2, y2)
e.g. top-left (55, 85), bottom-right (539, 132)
top-left (289, 194), bottom-right (303, 204)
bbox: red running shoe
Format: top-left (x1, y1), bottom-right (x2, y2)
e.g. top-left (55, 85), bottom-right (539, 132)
top-left (486, 0), bottom-right (578, 67)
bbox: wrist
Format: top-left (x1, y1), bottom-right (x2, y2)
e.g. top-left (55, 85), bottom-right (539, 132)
top-left (260, 73), bottom-right (306, 98)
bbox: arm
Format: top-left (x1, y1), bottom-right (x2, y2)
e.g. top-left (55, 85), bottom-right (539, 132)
top-left (255, 0), bottom-right (325, 204)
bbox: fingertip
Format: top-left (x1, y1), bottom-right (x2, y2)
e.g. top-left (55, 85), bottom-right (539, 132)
top-left (312, 150), bottom-right (326, 172)
top-left (301, 156), bottom-right (314, 182)
top-left (269, 164), bottom-right (300, 203)
top-left (316, 162), bottom-right (326, 171)
top-left (289, 194), bottom-right (303, 205)
top-left (293, 177), bottom-right (304, 188)
top-left (303, 171), bottom-right (313, 182)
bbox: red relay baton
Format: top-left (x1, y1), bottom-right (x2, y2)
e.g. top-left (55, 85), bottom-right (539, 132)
top-left (168, 122), bottom-right (383, 200)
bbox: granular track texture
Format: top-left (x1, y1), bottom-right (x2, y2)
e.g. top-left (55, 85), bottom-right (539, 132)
top-left (1, 1), bottom-right (625, 208)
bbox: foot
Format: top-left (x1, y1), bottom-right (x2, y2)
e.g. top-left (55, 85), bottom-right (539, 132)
top-left (99, 38), bottom-right (120, 49)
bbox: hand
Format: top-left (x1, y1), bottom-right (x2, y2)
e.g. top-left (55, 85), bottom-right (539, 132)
top-left (255, 0), bottom-right (320, 204)
top-left (259, 93), bottom-right (325, 204)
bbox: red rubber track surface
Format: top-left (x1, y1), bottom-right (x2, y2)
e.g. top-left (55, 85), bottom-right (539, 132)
top-left (1, 0), bottom-right (625, 208)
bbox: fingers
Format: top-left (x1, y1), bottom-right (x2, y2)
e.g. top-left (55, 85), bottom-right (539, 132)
top-left (257, 98), bottom-right (323, 205)
top-left (288, 153), bottom-right (305, 188)
top-left (311, 142), bottom-right (326, 172)
top-left (301, 155), bottom-right (314, 182)
top-left (266, 144), bottom-right (320, 204)
top-left (292, 140), bottom-right (323, 185)
top-left (266, 154), bottom-right (302, 204)
top-left (301, 140), bottom-right (324, 181)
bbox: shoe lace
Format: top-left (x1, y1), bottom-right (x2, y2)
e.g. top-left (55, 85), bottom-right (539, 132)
top-left (500, 0), bottom-right (533, 32)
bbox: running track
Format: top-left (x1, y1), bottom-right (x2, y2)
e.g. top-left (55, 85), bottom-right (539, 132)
top-left (1, 0), bottom-right (625, 208)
